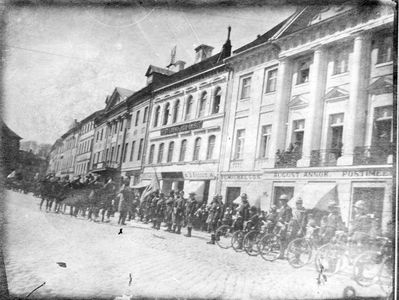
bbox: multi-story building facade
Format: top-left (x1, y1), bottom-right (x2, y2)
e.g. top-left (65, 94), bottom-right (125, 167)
top-left (219, 5), bottom-right (394, 233)
top-left (57, 122), bottom-right (80, 179)
top-left (46, 4), bottom-right (394, 232)
top-left (90, 87), bottom-right (134, 181)
top-left (141, 31), bottom-right (232, 203)
top-left (75, 110), bottom-right (102, 177)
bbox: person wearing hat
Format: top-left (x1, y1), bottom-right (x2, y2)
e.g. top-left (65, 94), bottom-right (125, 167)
top-left (206, 196), bottom-right (224, 244)
top-left (349, 200), bottom-right (372, 244)
top-left (275, 194), bottom-right (293, 259)
top-left (154, 193), bottom-right (166, 230)
top-left (288, 197), bottom-right (307, 240)
top-left (320, 201), bottom-right (345, 244)
top-left (172, 192), bottom-right (185, 234)
top-left (184, 192), bottom-right (198, 237)
top-left (237, 193), bottom-right (250, 226)
top-left (164, 191), bottom-right (175, 232)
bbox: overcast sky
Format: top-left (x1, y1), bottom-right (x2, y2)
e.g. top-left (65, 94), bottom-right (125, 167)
top-left (3, 4), bottom-right (295, 144)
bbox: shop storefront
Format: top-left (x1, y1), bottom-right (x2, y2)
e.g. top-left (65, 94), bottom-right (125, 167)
top-left (265, 166), bottom-right (393, 234)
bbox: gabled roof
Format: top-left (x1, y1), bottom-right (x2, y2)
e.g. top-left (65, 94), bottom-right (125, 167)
top-left (1, 120), bottom-right (22, 140)
top-left (233, 15), bottom-right (293, 54)
top-left (105, 87), bottom-right (134, 111)
top-left (115, 87), bottom-right (134, 99)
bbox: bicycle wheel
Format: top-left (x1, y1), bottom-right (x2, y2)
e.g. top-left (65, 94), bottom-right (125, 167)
top-left (215, 225), bottom-right (233, 249)
top-left (258, 234), bottom-right (282, 261)
top-left (315, 243), bottom-right (345, 274)
top-left (231, 230), bottom-right (245, 252)
top-left (243, 230), bottom-right (262, 256)
top-left (378, 256), bottom-right (393, 295)
top-left (286, 238), bottom-right (312, 268)
top-left (353, 251), bottom-right (382, 287)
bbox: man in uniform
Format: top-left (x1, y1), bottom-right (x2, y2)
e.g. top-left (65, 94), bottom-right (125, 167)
top-left (320, 201), bottom-right (345, 244)
top-left (276, 194), bottom-right (293, 259)
top-left (349, 200), bottom-right (372, 245)
top-left (151, 192), bottom-right (160, 229)
top-left (184, 192), bottom-right (198, 237)
top-left (288, 198), bottom-right (307, 240)
top-left (172, 191), bottom-right (185, 234)
top-left (164, 191), bottom-right (175, 232)
top-left (206, 196), bottom-right (224, 244)
top-left (155, 193), bottom-right (166, 230)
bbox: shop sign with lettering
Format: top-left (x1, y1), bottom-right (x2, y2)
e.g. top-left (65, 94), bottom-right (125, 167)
top-left (270, 169), bottom-right (392, 178)
top-left (221, 174), bottom-right (262, 181)
top-left (183, 171), bottom-right (216, 180)
top-left (160, 121), bottom-right (203, 136)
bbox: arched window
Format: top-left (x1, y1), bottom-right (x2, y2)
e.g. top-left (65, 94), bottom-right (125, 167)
top-left (148, 144), bottom-right (155, 164)
top-left (185, 95), bottom-right (193, 121)
top-left (179, 140), bottom-right (187, 162)
top-left (193, 137), bottom-right (201, 161)
top-left (173, 100), bottom-right (180, 123)
top-left (167, 141), bottom-right (174, 162)
top-left (154, 106), bottom-right (160, 127)
top-left (212, 87), bottom-right (221, 114)
top-left (163, 103), bottom-right (170, 125)
top-left (198, 92), bottom-right (207, 117)
top-left (206, 135), bottom-right (216, 160)
top-left (157, 143), bottom-right (164, 163)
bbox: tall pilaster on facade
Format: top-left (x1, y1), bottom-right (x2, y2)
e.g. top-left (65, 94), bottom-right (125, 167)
top-left (338, 33), bottom-right (371, 166)
top-left (268, 58), bottom-right (293, 167)
top-left (297, 46), bottom-right (328, 167)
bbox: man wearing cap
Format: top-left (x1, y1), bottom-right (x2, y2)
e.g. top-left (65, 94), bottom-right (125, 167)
top-left (288, 198), bottom-right (307, 240)
top-left (206, 196), bottom-right (224, 244)
top-left (184, 192), bottom-right (198, 237)
top-left (164, 191), bottom-right (175, 232)
top-left (154, 193), bottom-right (166, 230)
top-left (172, 191), bottom-right (185, 234)
top-left (320, 201), bottom-right (345, 244)
top-left (349, 200), bottom-right (372, 244)
top-left (276, 194), bottom-right (293, 259)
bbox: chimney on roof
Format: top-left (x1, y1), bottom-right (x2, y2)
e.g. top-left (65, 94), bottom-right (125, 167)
top-left (219, 26), bottom-right (232, 61)
top-left (174, 60), bottom-right (186, 71)
top-left (194, 44), bottom-right (214, 63)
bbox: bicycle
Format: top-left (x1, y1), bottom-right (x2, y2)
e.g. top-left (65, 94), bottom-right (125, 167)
top-left (215, 224), bottom-right (234, 249)
top-left (286, 225), bottom-right (321, 268)
top-left (257, 223), bottom-right (285, 262)
top-left (352, 236), bottom-right (393, 294)
top-left (243, 220), bottom-right (274, 257)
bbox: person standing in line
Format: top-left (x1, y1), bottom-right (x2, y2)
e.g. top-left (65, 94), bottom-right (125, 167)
top-left (184, 192), bottom-right (198, 237)
top-left (164, 191), bottom-right (175, 232)
top-left (275, 194), bottom-right (293, 259)
top-left (155, 193), bottom-right (166, 230)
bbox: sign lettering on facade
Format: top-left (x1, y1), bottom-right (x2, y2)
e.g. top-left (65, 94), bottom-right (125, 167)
top-left (160, 121), bottom-right (203, 136)
top-left (221, 174), bottom-right (262, 181)
top-left (272, 169), bottom-right (392, 178)
top-left (183, 171), bottom-right (216, 180)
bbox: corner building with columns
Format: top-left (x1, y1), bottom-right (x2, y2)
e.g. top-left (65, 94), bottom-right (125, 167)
top-left (219, 5), bottom-right (394, 233)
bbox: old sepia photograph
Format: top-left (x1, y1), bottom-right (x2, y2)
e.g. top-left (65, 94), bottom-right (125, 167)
top-left (0, 1), bottom-right (396, 299)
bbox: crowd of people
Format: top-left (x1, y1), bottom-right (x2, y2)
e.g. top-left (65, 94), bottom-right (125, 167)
top-left (6, 172), bottom-right (388, 256)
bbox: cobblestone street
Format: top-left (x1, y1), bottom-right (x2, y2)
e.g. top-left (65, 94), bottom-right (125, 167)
top-left (3, 190), bottom-right (387, 299)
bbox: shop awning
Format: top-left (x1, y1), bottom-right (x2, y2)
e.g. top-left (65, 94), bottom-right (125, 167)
top-left (131, 181), bottom-right (149, 189)
top-left (289, 183), bottom-right (337, 211)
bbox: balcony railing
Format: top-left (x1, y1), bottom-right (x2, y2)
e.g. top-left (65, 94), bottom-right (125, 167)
top-left (92, 160), bottom-right (120, 170)
top-left (275, 150), bottom-right (302, 168)
top-left (354, 145), bottom-right (393, 165)
top-left (310, 148), bottom-right (342, 167)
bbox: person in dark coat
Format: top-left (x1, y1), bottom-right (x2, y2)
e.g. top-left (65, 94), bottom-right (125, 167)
top-left (276, 194), bottom-right (293, 259)
top-left (172, 191), bottom-right (185, 234)
top-left (155, 193), bottom-right (166, 230)
top-left (184, 192), bottom-right (198, 237)
top-left (164, 191), bottom-right (175, 232)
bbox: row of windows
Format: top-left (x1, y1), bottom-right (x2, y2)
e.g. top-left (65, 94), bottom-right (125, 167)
top-left (233, 106), bottom-right (392, 161)
top-left (77, 139), bottom-right (93, 155)
top-left (76, 161), bottom-right (90, 175)
top-left (80, 121), bottom-right (94, 135)
top-left (98, 139), bottom-right (145, 164)
top-left (153, 87), bottom-right (222, 128)
top-left (148, 135), bottom-right (216, 164)
top-left (106, 107), bottom-right (149, 137)
top-left (239, 34), bottom-right (393, 100)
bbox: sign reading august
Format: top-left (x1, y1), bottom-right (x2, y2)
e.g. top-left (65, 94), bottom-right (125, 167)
top-left (161, 121), bottom-right (203, 136)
